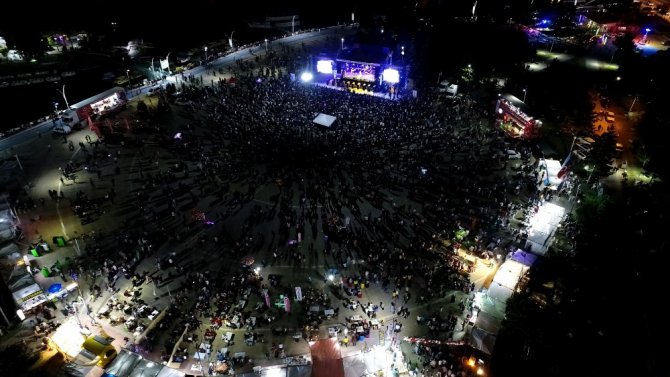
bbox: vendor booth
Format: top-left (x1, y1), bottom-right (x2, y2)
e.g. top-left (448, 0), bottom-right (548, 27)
top-left (495, 94), bottom-right (541, 139)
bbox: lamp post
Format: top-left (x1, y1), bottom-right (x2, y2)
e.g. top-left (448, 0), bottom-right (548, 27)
top-left (228, 31), bottom-right (235, 49)
top-left (341, 37), bottom-right (344, 50)
top-left (585, 165), bottom-right (594, 185)
top-left (204, 46), bottom-right (208, 62)
top-left (165, 52), bottom-right (172, 74)
top-left (126, 69), bottom-right (131, 86)
top-left (522, 87), bottom-right (528, 103)
top-left (265, 38), bottom-right (268, 52)
top-left (292, 16), bottom-right (296, 34)
top-left (55, 84), bottom-right (70, 110)
top-left (401, 45), bottom-right (405, 63)
top-left (643, 28), bottom-right (651, 43)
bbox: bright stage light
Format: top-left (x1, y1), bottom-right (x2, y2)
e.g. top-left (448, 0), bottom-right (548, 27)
top-left (316, 60), bottom-right (334, 74)
top-left (300, 72), bottom-right (313, 82)
top-left (382, 68), bottom-right (400, 84)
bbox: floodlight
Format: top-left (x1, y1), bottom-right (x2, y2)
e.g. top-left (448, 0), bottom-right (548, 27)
top-left (316, 60), bottom-right (334, 74)
top-left (382, 68), bottom-right (400, 84)
top-left (300, 72), bottom-right (313, 82)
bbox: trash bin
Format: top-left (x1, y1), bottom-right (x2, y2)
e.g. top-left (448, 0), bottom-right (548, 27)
top-left (53, 236), bottom-right (66, 247)
top-left (31, 248), bottom-right (41, 257)
top-left (41, 267), bottom-right (51, 277)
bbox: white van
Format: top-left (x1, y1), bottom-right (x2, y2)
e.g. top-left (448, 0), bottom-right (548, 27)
top-left (52, 125), bottom-right (72, 135)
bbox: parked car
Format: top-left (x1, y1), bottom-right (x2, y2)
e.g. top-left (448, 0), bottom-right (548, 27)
top-left (506, 150), bottom-right (521, 160)
top-left (573, 150), bottom-right (587, 160)
top-left (576, 137), bottom-right (595, 146)
top-left (52, 125), bottom-right (72, 135)
top-left (615, 143), bottom-right (624, 153)
top-left (576, 143), bottom-right (592, 153)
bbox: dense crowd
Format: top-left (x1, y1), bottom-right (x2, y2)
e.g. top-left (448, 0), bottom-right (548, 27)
top-left (6, 42), bottom-right (546, 374)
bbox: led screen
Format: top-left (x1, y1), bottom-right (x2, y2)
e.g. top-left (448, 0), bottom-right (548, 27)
top-left (342, 62), bottom-right (376, 82)
top-left (382, 68), bottom-right (400, 84)
top-left (317, 60), bottom-right (334, 74)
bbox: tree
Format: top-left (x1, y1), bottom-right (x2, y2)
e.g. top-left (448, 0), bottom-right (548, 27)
top-left (136, 100), bottom-right (148, 114)
top-left (8, 29), bottom-right (48, 59)
top-left (585, 129), bottom-right (616, 178)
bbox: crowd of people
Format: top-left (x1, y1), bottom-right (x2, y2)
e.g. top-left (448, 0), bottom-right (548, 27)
top-left (5, 38), bottom-right (546, 375)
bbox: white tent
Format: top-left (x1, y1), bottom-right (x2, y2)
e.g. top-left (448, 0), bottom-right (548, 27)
top-left (313, 113), bottom-right (337, 128)
top-left (0, 242), bottom-right (20, 260)
top-left (492, 260), bottom-right (528, 290)
top-left (540, 159), bottom-right (563, 189)
top-left (525, 202), bottom-right (565, 256)
top-left (470, 327), bottom-right (497, 355)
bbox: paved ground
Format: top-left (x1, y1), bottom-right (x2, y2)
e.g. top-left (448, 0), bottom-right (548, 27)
top-left (0, 25), bottom-right (528, 377)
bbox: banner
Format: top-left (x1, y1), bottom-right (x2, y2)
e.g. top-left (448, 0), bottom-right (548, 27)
top-left (263, 289), bottom-right (270, 307)
top-left (284, 296), bottom-right (291, 313)
top-left (295, 286), bottom-right (303, 301)
top-left (160, 59), bottom-right (170, 70)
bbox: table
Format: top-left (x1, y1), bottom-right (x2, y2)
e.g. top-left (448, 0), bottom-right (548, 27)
top-left (237, 300), bottom-right (246, 309)
top-left (223, 332), bottom-right (233, 342)
top-left (324, 309), bottom-right (335, 316)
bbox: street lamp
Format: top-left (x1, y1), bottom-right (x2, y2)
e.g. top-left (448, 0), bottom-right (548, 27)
top-left (265, 38), bottom-right (268, 51)
top-left (165, 52), bottom-right (172, 74)
top-left (643, 27), bottom-right (651, 43)
top-left (522, 87), bottom-right (528, 103)
top-left (341, 37), bottom-right (344, 50)
top-left (204, 46), bottom-right (208, 62)
top-left (55, 84), bottom-right (70, 110)
top-left (585, 165), bottom-right (594, 185)
top-left (228, 31), bottom-right (235, 49)
top-left (126, 69), bottom-right (131, 85)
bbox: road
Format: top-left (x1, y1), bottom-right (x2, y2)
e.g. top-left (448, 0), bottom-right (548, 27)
top-left (0, 26), bottom-right (355, 155)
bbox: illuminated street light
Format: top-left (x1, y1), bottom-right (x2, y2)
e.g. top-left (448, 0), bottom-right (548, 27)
top-left (228, 31), bottom-right (235, 49)
top-left (55, 84), bottom-right (70, 110)
top-left (643, 27), bottom-right (651, 43)
top-left (328, 274), bottom-right (334, 282)
top-left (341, 37), bottom-right (344, 50)
top-left (585, 165), bottom-right (594, 184)
top-left (126, 69), bottom-right (130, 85)
top-left (265, 38), bottom-right (268, 51)
top-left (204, 46), bottom-right (208, 62)
top-left (616, 76), bottom-right (621, 81)
top-left (254, 267), bottom-right (261, 275)
top-left (522, 87), bottom-right (528, 103)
